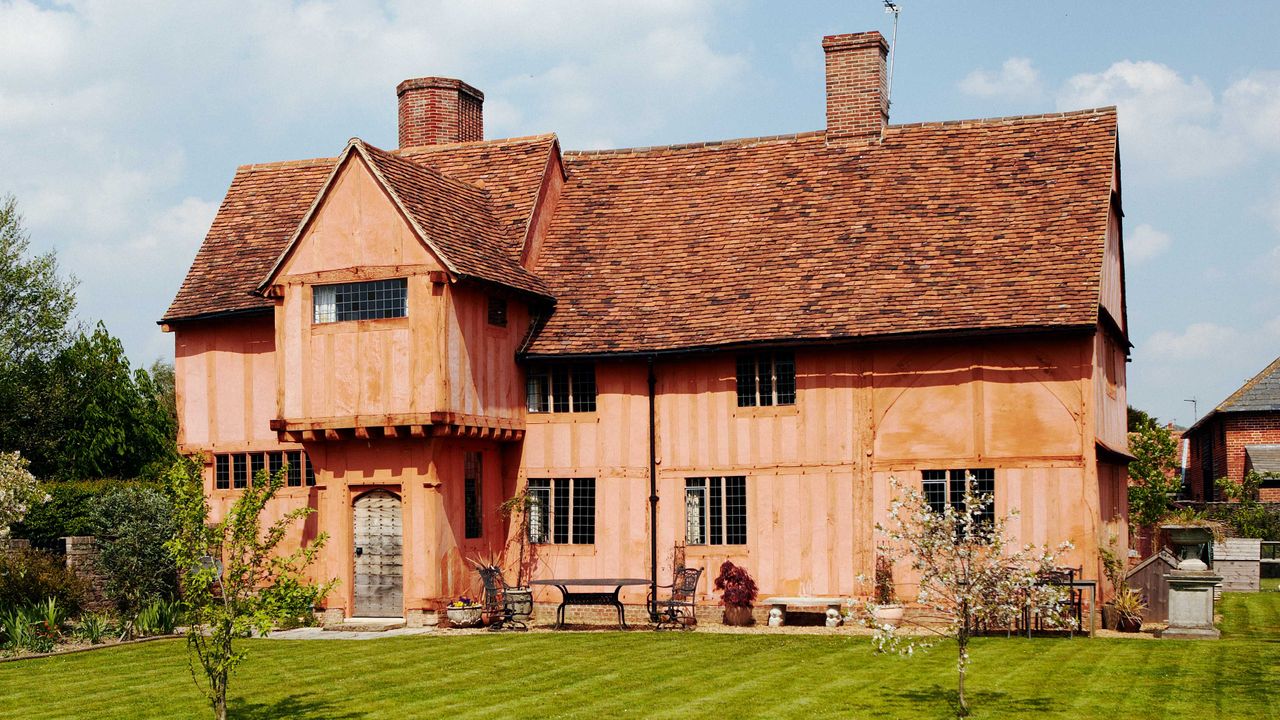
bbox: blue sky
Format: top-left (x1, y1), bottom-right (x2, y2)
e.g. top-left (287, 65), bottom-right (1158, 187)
top-left (1, 0), bottom-right (1277, 427)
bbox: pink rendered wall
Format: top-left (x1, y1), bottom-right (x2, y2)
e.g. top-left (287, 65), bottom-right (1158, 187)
top-left (518, 334), bottom-right (1117, 607)
top-left (273, 155), bottom-right (445, 426)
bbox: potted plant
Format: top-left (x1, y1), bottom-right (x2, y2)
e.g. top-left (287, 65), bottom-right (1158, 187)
top-left (1108, 586), bottom-right (1146, 632)
top-left (713, 561), bottom-right (757, 626)
top-left (871, 555), bottom-right (905, 626)
top-left (445, 596), bottom-right (482, 628)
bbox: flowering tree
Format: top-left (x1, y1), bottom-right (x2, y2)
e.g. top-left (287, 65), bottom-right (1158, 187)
top-left (0, 450), bottom-right (47, 537)
top-left (862, 476), bottom-right (1075, 717)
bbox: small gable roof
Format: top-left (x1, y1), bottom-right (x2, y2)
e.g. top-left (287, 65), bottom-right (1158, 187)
top-left (162, 135), bottom-right (557, 324)
top-left (526, 108), bottom-right (1118, 356)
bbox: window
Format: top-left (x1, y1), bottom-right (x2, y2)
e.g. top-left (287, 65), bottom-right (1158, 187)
top-left (464, 452), bottom-right (483, 539)
top-left (526, 364), bottom-right (596, 413)
top-left (922, 469), bottom-right (995, 537)
top-left (212, 450), bottom-right (314, 491)
top-left (685, 476), bottom-right (747, 545)
top-left (215, 455), bottom-right (231, 490)
top-left (313, 278), bottom-right (407, 324)
top-left (526, 478), bottom-right (595, 544)
top-left (487, 296), bottom-right (508, 327)
top-left (287, 451), bottom-right (303, 487)
top-left (736, 352), bottom-right (796, 407)
top-left (232, 454), bottom-right (248, 489)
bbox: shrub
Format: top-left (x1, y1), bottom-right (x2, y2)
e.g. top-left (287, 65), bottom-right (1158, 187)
top-left (0, 548), bottom-right (84, 613)
top-left (0, 605), bottom-right (57, 654)
top-left (76, 611), bottom-right (113, 644)
top-left (713, 561), bottom-right (758, 609)
top-left (1, 605), bottom-right (31, 650)
top-left (133, 598), bottom-right (181, 637)
top-left (35, 596), bottom-right (67, 635)
top-left (11, 478), bottom-right (163, 544)
top-left (89, 485), bottom-right (178, 616)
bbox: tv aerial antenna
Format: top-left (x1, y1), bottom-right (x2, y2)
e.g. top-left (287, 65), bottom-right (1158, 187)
top-left (883, 1), bottom-right (901, 110)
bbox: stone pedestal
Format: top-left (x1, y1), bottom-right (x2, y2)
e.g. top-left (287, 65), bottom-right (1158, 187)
top-left (1162, 572), bottom-right (1221, 640)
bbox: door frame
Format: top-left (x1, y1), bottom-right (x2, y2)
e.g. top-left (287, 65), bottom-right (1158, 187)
top-left (350, 486), bottom-right (404, 618)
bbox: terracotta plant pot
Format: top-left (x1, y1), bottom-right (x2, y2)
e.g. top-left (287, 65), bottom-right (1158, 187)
top-left (873, 604), bottom-right (905, 627)
top-left (722, 605), bottom-right (754, 626)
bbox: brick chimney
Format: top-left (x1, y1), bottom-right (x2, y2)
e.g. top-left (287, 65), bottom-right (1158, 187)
top-left (396, 77), bottom-right (484, 147)
top-left (823, 32), bottom-right (889, 144)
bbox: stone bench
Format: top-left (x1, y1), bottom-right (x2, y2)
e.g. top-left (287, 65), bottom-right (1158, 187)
top-left (761, 596), bottom-right (847, 627)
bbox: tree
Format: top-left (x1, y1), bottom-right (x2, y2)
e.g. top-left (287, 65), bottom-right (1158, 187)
top-left (1126, 405), bottom-right (1156, 433)
top-left (0, 195), bottom-right (76, 367)
top-left (166, 456), bottom-right (332, 720)
top-left (1127, 416), bottom-right (1181, 529)
top-left (863, 476), bottom-right (1074, 718)
top-left (0, 451), bottom-right (47, 537)
top-left (90, 485), bottom-right (178, 620)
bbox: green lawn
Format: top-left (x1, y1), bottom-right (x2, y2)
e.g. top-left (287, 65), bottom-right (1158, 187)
top-left (4, 592), bottom-right (1279, 720)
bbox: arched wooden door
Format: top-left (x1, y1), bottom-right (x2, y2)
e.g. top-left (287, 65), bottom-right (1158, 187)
top-left (352, 489), bottom-right (403, 618)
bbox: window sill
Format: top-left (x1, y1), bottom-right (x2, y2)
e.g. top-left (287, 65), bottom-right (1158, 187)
top-left (525, 412), bottom-right (599, 424)
top-left (734, 404), bottom-right (799, 419)
top-left (310, 316), bottom-right (408, 334)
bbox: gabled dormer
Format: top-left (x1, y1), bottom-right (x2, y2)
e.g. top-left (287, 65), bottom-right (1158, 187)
top-left (256, 138), bottom-right (556, 443)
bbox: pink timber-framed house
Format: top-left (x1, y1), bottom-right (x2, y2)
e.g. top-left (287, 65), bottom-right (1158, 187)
top-left (163, 31), bottom-right (1132, 625)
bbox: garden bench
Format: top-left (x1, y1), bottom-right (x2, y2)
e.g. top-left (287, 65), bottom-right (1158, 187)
top-left (761, 596), bottom-right (847, 627)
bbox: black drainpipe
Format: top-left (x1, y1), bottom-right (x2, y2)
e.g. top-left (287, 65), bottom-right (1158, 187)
top-left (647, 355), bottom-right (659, 621)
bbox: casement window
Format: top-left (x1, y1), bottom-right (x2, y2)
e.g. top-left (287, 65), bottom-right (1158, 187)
top-left (685, 476), bottom-right (748, 546)
top-left (526, 364), bottom-right (597, 413)
top-left (312, 278), bottom-right (407, 324)
top-left (213, 450), bottom-right (315, 490)
top-left (232, 454), bottom-right (248, 489)
top-left (487, 296), bottom-right (508, 327)
top-left (736, 352), bottom-right (796, 407)
top-left (527, 478), bottom-right (595, 544)
top-left (922, 469), bottom-right (995, 535)
top-left (464, 452), bottom-right (483, 539)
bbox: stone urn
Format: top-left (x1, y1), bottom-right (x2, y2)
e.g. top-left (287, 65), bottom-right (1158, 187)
top-left (1159, 523), bottom-right (1222, 640)
top-left (445, 604), bottom-right (483, 628)
top-left (504, 588), bottom-right (534, 622)
top-left (872, 604), bottom-right (905, 627)
top-left (1163, 524), bottom-right (1214, 571)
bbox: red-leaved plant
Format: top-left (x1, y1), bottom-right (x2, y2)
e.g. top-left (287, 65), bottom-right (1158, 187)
top-left (713, 561), bottom-right (758, 609)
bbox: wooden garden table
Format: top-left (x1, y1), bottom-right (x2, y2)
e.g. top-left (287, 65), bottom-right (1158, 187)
top-left (530, 578), bottom-right (650, 629)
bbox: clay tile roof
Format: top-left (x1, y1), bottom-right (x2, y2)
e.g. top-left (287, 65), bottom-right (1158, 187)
top-left (526, 108), bottom-right (1118, 356)
top-left (356, 141), bottom-right (550, 297)
top-left (163, 135), bottom-right (557, 323)
top-left (163, 157), bottom-right (333, 322)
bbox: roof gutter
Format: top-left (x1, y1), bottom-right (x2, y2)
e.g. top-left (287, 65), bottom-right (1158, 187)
top-left (520, 323), bottom-right (1098, 362)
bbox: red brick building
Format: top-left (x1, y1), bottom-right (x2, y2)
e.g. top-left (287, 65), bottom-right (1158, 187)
top-left (1184, 356), bottom-right (1280, 502)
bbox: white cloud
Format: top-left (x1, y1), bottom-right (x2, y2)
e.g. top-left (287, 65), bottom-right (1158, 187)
top-left (1144, 322), bottom-right (1240, 361)
top-left (959, 58), bottom-right (1042, 100)
top-left (0, 0), bottom-right (745, 366)
top-left (1222, 70), bottom-right (1280, 153)
top-left (1126, 223), bottom-right (1172, 264)
top-left (1057, 62), bottom-right (1280, 181)
top-left (1058, 61), bottom-right (1241, 178)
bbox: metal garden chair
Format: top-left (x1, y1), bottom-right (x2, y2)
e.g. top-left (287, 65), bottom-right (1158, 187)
top-left (476, 565), bottom-right (528, 631)
top-left (650, 566), bottom-right (703, 631)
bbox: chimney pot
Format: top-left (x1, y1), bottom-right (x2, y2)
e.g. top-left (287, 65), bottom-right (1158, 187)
top-left (396, 77), bottom-right (484, 148)
top-left (823, 31), bottom-right (889, 144)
